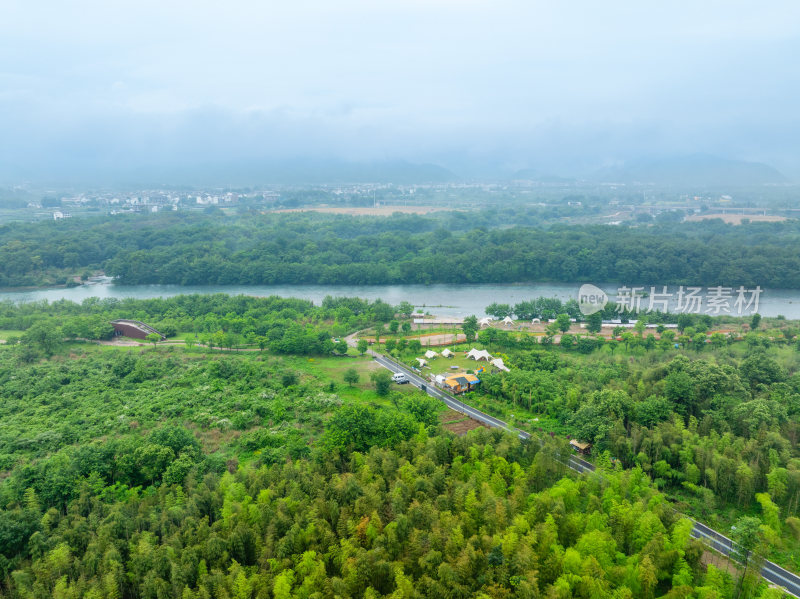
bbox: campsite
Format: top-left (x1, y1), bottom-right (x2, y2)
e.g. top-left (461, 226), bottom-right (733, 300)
top-left (400, 344), bottom-right (512, 396)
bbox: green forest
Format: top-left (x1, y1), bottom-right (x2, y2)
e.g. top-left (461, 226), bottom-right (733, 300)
top-left (0, 295), bottom-right (797, 597)
top-left (475, 333), bottom-right (800, 535)
top-left (2, 211), bottom-right (800, 288)
top-left (383, 310), bottom-right (800, 571)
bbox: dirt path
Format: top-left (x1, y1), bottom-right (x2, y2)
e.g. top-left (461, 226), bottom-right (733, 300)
top-left (96, 338), bottom-right (265, 351)
top-left (417, 333), bottom-right (466, 346)
top-left (346, 329), bottom-right (466, 347)
top-left (96, 338), bottom-right (145, 346)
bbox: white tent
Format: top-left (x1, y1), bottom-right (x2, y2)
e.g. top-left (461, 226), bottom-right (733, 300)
top-left (424, 350), bottom-right (438, 359)
top-left (416, 358), bottom-right (428, 367)
top-left (532, 318), bottom-right (541, 324)
top-left (491, 358), bottom-right (510, 372)
top-left (478, 317), bottom-right (492, 327)
top-left (502, 316), bottom-right (514, 325)
top-left (466, 348), bottom-right (493, 361)
top-left (441, 348), bottom-right (454, 358)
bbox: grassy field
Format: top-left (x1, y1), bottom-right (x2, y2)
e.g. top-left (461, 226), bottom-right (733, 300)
top-left (127, 344), bottom-right (435, 410)
top-left (62, 340), bottom-right (437, 415)
top-left (403, 351), bottom-right (487, 376)
top-left (0, 329), bottom-right (24, 340)
top-left (81, 342), bottom-right (144, 353)
top-left (286, 354), bottom-right (433, 407)
top-left (76, 328), bottom-right (800, 455)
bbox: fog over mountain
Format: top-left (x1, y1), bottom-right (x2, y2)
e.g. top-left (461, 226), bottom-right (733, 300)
top-left (2, 1), bottom-right (799, 185)
top-left (588, 155), bottom-right (787, 187)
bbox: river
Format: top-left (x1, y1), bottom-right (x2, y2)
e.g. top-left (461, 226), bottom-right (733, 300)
top-left (1, 281), bottom-right (799, 319)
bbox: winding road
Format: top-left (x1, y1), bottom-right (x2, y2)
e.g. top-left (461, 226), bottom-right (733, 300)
top-left (369, 350), bottom-right (800, 597)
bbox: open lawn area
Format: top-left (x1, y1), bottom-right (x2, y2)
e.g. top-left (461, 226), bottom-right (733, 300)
top-left (283, 354), bottom-right (433, 407)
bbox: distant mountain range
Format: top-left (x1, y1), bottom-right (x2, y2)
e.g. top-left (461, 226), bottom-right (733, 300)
top-left (467, 155), bottom-right (789, 187)
top-left (0, 154), bottom-right (790, 188)
top-left (509, 169), bottom-right (576, 184)
top-left (588, 154), bottom-right (787, 186)
top-left (113, 159), bottom-right (457, 187)
top-left (0, 159), bottom-right (457, 188)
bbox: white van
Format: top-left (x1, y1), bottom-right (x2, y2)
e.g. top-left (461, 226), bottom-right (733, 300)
top-left (392, 372), bottom-right (409, 384)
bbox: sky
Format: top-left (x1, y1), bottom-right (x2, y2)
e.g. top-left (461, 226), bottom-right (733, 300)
top-left (1, 0), bottom-right (799, 183)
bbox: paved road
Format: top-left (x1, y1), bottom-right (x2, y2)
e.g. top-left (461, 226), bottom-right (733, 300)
top-left (372, 353), bottom-right (513, 431)
top-left (370, 351), bottom-right (800, 597)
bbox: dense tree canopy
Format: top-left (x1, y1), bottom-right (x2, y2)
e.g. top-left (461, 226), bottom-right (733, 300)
top-left (0, 293), bottom-right (797, 596)
top-left (3, 211), bottom-right (800, 288)
top-left (475, 334), bottom-right (800, 556)
top-left (0, 294), bottom-right (397, 361)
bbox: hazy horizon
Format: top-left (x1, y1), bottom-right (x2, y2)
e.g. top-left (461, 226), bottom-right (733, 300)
top-left (2, 1), bottom-right (799, 184)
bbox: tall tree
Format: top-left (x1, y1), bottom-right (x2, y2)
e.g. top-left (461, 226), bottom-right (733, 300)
top-left (344, 368), bottom-right (360, 387)
top-left (370, 370), bottom-right (393, 396)
top-left (145, 332), bottom-right (161, 349)
top-left (462, 315), bottom-right (479, 342)
top-left (587, 311), bottom-right (603, 334)
top-left (21, 321), bottom-right (62, 356)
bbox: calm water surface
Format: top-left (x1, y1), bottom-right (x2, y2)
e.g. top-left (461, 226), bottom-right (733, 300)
top-left (1, 281), bottom-right (799, 318)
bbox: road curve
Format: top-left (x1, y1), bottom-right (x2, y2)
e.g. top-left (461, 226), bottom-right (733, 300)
top-left (370, 351), bottom-right (800, 597)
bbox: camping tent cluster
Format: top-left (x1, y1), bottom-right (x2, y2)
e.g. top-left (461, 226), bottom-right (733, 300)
top-left (415, 345), bottom-right (511, 377)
